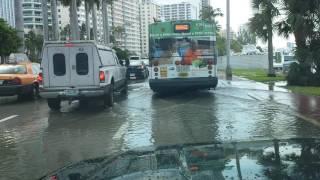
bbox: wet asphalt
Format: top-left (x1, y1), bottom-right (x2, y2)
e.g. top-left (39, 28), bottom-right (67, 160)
top-left (0, 78), bottom-right (320, 179)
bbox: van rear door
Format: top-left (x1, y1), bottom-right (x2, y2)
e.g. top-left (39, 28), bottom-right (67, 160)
top-left (69, 46), bottom-right (95, 86)
top-left (48, 46), bottom-right (71, 87)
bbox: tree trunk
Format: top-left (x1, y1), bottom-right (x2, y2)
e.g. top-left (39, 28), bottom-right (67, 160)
top-left (51, 0), bottom-right (59, 40)
top-left (267, 18), bottom-right (275, 76)
top-left (14, 0), bottom-right (24, 53)
top-left (92, 3), bottom-right (98, 41)
top-left (85, 2), bottom-right (91, 40)
top-left (70, 0), bottom-right (80, 40)
top-left (102, 0), bottom-right (110, 45)
top-left (42, 0), bottom-right (49, 41)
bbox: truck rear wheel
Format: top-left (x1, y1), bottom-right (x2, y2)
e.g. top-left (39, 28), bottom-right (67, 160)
top-left (104, 84), bottom-right (114, 107)
top-left (47, 98), bottom-right (61, 110)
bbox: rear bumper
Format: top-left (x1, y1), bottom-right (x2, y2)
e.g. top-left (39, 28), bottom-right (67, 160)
top-left (40, 86), bottom-right (110, 99)
top-left (0, 85), bottom-right (30, 96)
top-left (126, 69), bottom-right (147, 79)
top-left (149, 77), bottom-right (218, 93)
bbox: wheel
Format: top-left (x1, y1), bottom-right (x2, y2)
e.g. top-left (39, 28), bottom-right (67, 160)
top-left (47, 98), bottom-right (61, 110)
top-left (104, 84), bottom-right (114, 107)
top-left (30, 84), bottom-right (40, 100)
top-left (121, 80), bottom-right (128, 95)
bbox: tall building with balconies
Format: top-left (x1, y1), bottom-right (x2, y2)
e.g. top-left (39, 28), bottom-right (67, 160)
top-left (200, 0), bottom-right (211, 18)
top-left (160, 2), bottom-right (198, 22)
top-left (139, 0), bottom-right (160, 57)
top-left (22, 0), bottom-right (51, 33)
top-left (0, 0), bottom-right (15, 27)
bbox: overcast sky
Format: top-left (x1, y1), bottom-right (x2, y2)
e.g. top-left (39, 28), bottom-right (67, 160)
top-left (154, 0), bottom-right (294, 48)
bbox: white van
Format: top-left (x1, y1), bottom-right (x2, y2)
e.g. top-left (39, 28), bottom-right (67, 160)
top-left (39, 41), bottom-right (127, 110)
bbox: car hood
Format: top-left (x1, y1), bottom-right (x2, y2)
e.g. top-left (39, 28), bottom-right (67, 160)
top-left (40, 138), bottom-right (320, 180)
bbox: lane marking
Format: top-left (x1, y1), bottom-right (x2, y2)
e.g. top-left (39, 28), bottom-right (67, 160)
top-left (0, 115), bottom-right (19, 123)
top-left (113, 122), bottom-right (129, 140)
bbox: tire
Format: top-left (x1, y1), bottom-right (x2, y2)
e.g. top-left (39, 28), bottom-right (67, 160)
top-left (104, 84), bottom-right (114, 107)
top-left (121, 80), bottom-right (128, 95)
top-left (47, 98), bottom-right (61, 111)
top-left (30, 84), bottom-right (40, 100)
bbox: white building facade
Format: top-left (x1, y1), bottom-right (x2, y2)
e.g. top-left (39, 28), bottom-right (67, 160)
top-left (0, 0), bottom-right (15, 27)
top-left (22, 0), bottom-right (52, 32)
top-left (160, 2), bottom-right (198, 22)
top-left (139, 0), bottom-right (160, 58)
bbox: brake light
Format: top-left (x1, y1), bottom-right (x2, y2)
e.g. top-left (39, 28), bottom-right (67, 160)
top-left (38, 73), bottom-right (43, 84)
top-left (64, 43), bottom-right (74, 47)
top-left (99, 71), bottom-right (105, 82)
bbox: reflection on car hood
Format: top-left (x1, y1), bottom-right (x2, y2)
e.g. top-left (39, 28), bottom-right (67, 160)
top-left (41, 138), bottom-right (320, 180)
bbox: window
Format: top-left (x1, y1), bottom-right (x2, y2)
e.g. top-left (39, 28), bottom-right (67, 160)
top-left (99, 50), bottom-right (116, 66)
top-left (31, 64), bottom-right (40, 75)
top-left (53, 54), bottom-right (66, 76)
top-left (76, 53), bottom-right (89, 75)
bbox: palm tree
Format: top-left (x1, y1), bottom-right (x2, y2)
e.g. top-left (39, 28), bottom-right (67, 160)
top-left (51, 0), bottom-right (59, 40)
top-left (14, 0), bottom-right (24, 52)
top-left (249, 0), bottom-right (280, 77)
top-left (84, 0), bottom-right (100, 41)
top-left (200, 6), bottom-right (223, 31)
top-left (60, 0), bottom-right (81, 40)
top-left (42, 0), bottom-right (49, 41)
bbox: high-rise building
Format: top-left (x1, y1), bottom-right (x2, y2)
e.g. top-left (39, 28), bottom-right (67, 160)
top-left (139, 0), bottom-right (160, 58)
top-left (57, 0), bottom-right (141, 54)
top-left (22, 0), bottom-right (52, 33)
top-left (200, 0), bottom-right (211, 18)
top-left (0, 0), bottom-right (15, 27)
top-left (160, 2), bottom-right (198, 22)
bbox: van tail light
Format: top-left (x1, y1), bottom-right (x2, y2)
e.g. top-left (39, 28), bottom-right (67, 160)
top-left (99, 71), bottom-right (105, 83)
top-left (38, 73), bottom-right (43, 85)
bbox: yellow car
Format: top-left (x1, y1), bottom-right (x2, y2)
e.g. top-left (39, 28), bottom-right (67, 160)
top-left (0, 63), bottom-right (40, 99)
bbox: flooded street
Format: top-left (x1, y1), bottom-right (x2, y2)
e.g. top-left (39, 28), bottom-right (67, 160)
top-left (1, 79), bottom-right (320, 179)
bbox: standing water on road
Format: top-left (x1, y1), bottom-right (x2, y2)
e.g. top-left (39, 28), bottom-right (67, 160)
top-left (1, 79), bottom-right (320, 179)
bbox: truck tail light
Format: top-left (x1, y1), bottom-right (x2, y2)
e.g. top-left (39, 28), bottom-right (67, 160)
top-left (99, 71), bottom-right (105, 83)
top-left (38, 73), bottom-right (43, 85)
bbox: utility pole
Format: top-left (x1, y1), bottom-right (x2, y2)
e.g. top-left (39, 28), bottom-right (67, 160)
top-left (42, 0), bottom-right (49, 41)
top-left (226, 0), bottom-right (232, 80)
top-left (14, 0), bottom-right (24, 52)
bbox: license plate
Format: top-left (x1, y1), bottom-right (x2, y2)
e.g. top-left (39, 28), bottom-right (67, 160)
top-left (130, 73), bottom-right (135, 77)
top-left (65, 89), bottom-right (79, 96)
top-left (176, 66), bottom-right (190, 72)
top-left (130, 77), bottom-right (137, 80)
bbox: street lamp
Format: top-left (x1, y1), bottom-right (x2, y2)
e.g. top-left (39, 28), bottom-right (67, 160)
top-left (226, 0), bottom-right (232, 80)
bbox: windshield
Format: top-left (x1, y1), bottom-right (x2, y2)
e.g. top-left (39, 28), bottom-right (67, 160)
top-left (150, 37), bottom-right (215, 65)
top-left (129, 56), bottom-right (140, 60)
top-left (0, 65), bottom-right (27, 74)
top-left (2, 0), bottom-right (320, 179)
top-left (284, 56), bottom-right (295, 62)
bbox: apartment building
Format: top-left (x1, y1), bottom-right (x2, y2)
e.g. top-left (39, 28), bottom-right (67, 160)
top-left (160, 2), bottom-right (198, 22)
top-left (22, 0), bottom-right (52, 32)
top-left (139, 0), bottom-right (160, 58)
top-left (0, 0), bottom-right (15, 27)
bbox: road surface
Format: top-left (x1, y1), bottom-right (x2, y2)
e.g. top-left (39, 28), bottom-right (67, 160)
top-left (0, 77), bottom-right (320, 179)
